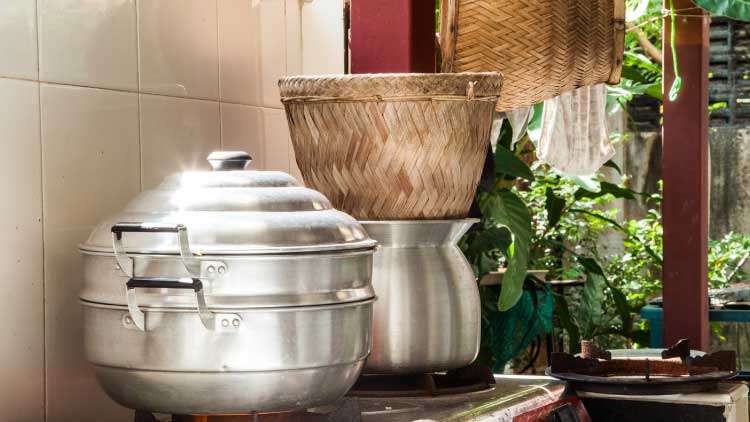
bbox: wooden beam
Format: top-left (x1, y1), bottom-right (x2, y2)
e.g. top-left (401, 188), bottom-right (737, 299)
top-left (349, 0), bottom-right (435, 73)
top-left (661, 0), bottom-right (711, 351)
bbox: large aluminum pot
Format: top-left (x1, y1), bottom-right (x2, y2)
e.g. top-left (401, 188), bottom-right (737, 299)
top-left (78, 152), bottom-right (377, 414)
top-left (361, 220), bottom-right (480, 374)
top-left (82, 300), bottom-right (373, 414)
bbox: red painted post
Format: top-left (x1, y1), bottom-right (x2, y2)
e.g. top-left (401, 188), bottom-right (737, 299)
top-left (350, 0), bottom-right (435, 73)
top-left (661, 1), bottom-right (711, 351)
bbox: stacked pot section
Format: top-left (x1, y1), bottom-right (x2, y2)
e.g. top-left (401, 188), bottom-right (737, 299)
top-left (78, 152), bottom-right (377, 415)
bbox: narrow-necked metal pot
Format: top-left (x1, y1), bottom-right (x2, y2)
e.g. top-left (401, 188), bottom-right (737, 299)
top-left (361, 220), bottom-right (480, 374)
top-left (78, 152), bottom-right (377, 414)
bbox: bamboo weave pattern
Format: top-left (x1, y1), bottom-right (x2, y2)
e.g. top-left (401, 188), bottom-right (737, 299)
top-left (440, 0), bottom-right (625, 111)
top-left (280, 73), bottom-right (503, 220)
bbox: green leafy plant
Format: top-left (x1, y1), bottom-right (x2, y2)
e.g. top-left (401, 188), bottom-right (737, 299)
top-left (694, 0), bottom-right (750, 21)
top-left (462, 121), bottom-right (533, 311)
top-left (540, 181), bottom-right (750, 351)
top-left (517, 163), bottom-right (652, 352)
top-left (459, 0), bottom-right (750, 367)
top-left (462, 116), bottom-right (651, 355)
top-left (609, 0), bottom-right (663, 109)
top-left (709, 233), bottom-right (750, 288)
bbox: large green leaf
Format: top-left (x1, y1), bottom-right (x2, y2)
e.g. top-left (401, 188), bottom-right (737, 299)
top-left (574, 181), bottom-right (636, 200)
top-left (467, 226), bottom-right (512, 258)
top-left (579, 260), bottom-right (606, 338)
top-left (527, 103), bottom-right (545, 144)
top-left (482, 190), bottom-right (532, 311)
top-left (603, 159), bottom-right (622, 175)
top-left (553, 293), bottom-right (581, 354)
top-left (694, 0), bottom-right (750, 21)
top-left (545, 187), bottom-right (566, 228)
top-left (580, 257), bottom-right (634, 338)
top-left (527, 103), bottom-right (545, 132)
top-left (644, 83), bottom-right (663, 101)
top-left (494, 145), bottom-right (533, 181)
top-left (496, 118), bottom-right (513, 150)
top-left (620, 65), bottom-right (650, 84)
top-left (624, 52), bottom-right (661, 75)
top-left (559, 173), bottom-right (601, 192)
top-left (569, 208), bottom-right (626, 232)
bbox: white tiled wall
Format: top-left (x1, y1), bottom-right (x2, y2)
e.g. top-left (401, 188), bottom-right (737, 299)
top-left (0, 78), bottom-right (44, 422)
top-left (0, 0), bottom-right (344, 420)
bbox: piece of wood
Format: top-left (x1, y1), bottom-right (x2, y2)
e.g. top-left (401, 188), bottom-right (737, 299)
top-left (661, 0), bottom-right (711, 351)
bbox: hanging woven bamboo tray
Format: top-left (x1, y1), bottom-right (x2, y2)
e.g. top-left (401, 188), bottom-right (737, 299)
top-left (439, 0), bottom-right (625, 111)
top-left (279, 72), bottom-right (503, 220)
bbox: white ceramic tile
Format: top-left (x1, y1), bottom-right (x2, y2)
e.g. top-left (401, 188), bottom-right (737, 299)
top-left (262, 107), bottom-right (290, 172)
top-left (140, 94), bottom-right (221, 189)
top-left (44, 226), bottom-right (132, 422)
top-left (40, 84), bottom-right (141, 230)
top-left (138, 0), bottom-right (219, 100)
top-left (301, 0), bottom-right (345, 74)
top-left (40, 83), bottom-right (139, 422)
top-left (218, 0), bottom-right (262, 106)
top-left (0, 0), bottom-right (38, 79)
top-left (260, 0), bottom-right (286, 108)
top-left (0, 78), bottom-right (44, 422)
top-left (38, 0), bottom-right (137, 90)
top-left (285, 0), bottom-right (302, 76)
top-left (221, 103), bottom-right (265, 170)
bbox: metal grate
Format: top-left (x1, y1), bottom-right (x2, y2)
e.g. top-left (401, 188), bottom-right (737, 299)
top-left (627, 95), bottom-right (661, 132)
top-left (709, 17), bottom-right (750, 127)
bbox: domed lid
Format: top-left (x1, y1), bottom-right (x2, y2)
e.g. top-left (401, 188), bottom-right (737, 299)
top-left (80, 152), bottom-right (376, 255)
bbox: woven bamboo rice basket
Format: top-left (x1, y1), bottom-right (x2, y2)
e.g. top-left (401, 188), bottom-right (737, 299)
top-left (439, 0), bottom-right (625, 111)
top-left (279, 73), bottom-right (503, 220)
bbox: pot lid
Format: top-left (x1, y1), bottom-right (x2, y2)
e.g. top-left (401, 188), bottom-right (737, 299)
top-left (80, 151), bottom-right (376, 255)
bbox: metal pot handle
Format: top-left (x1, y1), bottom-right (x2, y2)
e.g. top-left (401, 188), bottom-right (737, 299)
top-left (111, 223), bottom-right (215, 331)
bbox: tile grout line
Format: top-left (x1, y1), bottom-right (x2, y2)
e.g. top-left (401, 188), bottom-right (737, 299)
top-left (0, 75), bottom-right (283, 111)
top-left (260, 103), bottom-right (267, 170)
top-left (135, 0), bottom-right (144, 191)
top-left (285, 0), bottom-right (297, 174)
top-left (216, 0), bottom-right (224, 150)
top-left (33, 0), bottom-right (47, 418)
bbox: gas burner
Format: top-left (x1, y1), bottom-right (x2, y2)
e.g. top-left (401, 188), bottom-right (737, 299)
top-left (134, 399), bottom-right (362, 422)
top-left (546, 339), bottom-right (738, 395)
top-left (348, 365), bottom-right (495, 398)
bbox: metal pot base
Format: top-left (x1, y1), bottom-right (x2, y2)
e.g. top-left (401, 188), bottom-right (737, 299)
top-left (361, 220), bottom-right (481, 374)
top-left (94, 360), bottom-right (365, 415)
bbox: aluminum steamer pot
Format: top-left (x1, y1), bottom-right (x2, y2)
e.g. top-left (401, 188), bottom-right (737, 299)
top-left (78, 152), bottom-right (377, 415)
top-left (361, 220), bottom-right (480, 374)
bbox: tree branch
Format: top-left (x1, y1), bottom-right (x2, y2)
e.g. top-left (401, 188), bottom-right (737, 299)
top-left (627, 22), bottom-right (663, 64)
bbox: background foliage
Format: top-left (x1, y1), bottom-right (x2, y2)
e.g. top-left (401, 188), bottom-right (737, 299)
top-left (458, 0), bottom-right (750, 368)
top-left (427, 0), bottom-right (750, 369)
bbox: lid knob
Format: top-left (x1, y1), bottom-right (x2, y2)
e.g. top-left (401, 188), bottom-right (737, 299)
top-left (207, 151), bottom-right (252, 171)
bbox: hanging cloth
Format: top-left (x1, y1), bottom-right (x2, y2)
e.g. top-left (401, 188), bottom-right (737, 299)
top-left (489, 107), bottom-right (534, 151)
top-left (536, 84), bottom-right (615, 176)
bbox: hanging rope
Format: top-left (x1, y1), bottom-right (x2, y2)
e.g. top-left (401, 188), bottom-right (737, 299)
top-left (668, 0), bottom-right (683, 101)
top-left (627, 6), bottom-right (709, 33)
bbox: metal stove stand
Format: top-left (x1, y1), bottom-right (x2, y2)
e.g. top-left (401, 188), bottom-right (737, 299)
top-left (131, 375), bottom-right (571, 422)
top-left (349, 365), bottom-right (496, 398)
top-left (134, 399), bottom-right (362, 422)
